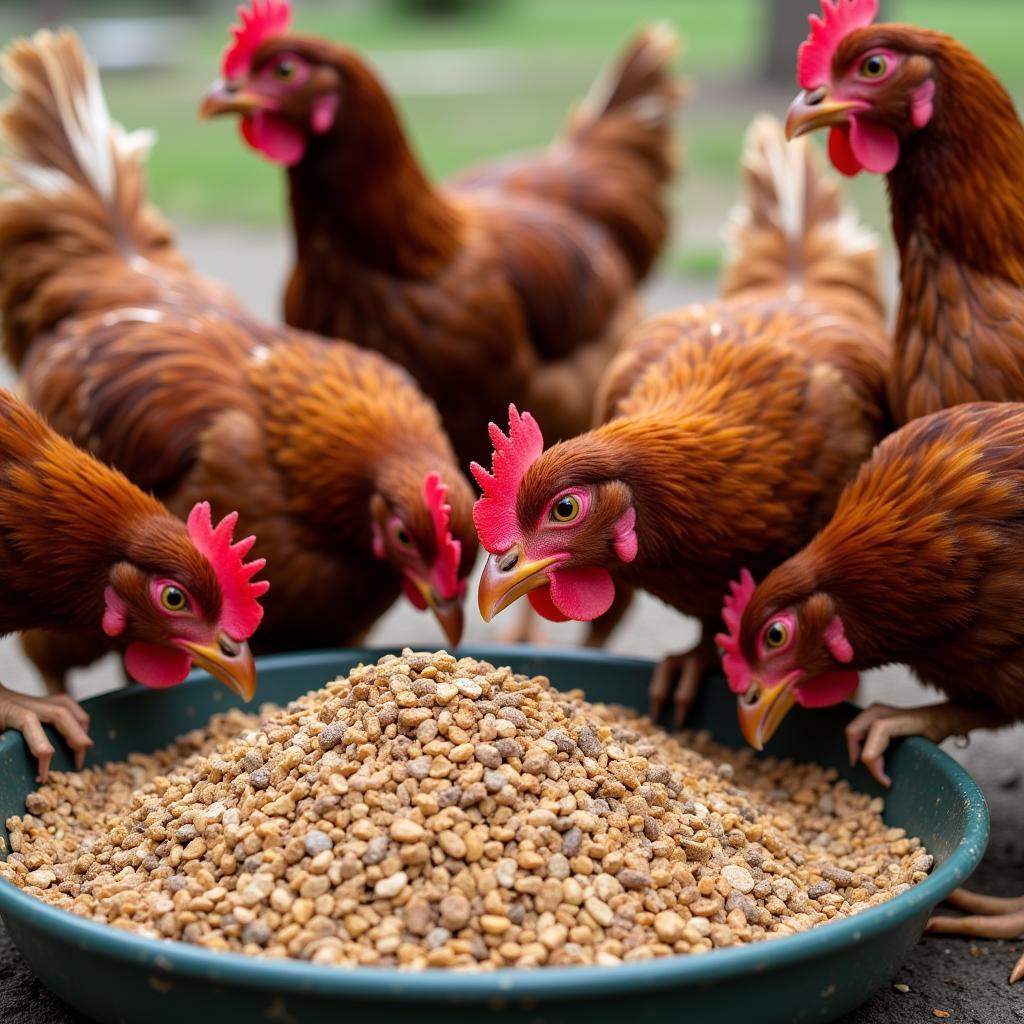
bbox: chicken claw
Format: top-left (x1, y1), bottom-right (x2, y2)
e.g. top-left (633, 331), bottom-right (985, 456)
top-left (845, 701), bottom-right (1009, 788)
top-left (927, 890), bottom-right (1024, 983)
top-left (0, 685), bottom-right (92, 782)
top-left (649, 630), bottom-right (719, 728)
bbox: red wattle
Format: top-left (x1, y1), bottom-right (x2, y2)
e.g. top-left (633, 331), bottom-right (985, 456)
top-left (124, 643), bottom-right (192, 689)
top-left (240, 113), bottom-right (306, 167)
top-left (528, 586), bottom-right (570, 623)
top-left (828, 126), bottom-right (863, 176)
top-left (794, 670), bottom-right (860, 709)
top-left (546, 566), bottom-right (616, 622)
top-left (848, 117), bottom-right (899, 174)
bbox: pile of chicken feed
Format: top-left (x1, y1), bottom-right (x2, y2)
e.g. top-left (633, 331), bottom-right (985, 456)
top-left (0, 650), bottom-right (933, 969)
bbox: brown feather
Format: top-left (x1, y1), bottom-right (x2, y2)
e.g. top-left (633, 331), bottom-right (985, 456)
top-left (516, 117), bottom-right (888, 643)
top-left (832, 25), bottom-right (1024, 424)
top-left (0, 388), bottom-right (222, 650)
top-left (0, 30), bottom-right (477, 679)
top-left (741, 403), bottom-right (1024, 721)
top-left (224, 26), bottom-right (683, 465)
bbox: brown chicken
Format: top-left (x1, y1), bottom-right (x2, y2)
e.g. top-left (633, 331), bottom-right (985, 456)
top-left (719, 401), bottom-right (1024, 983)
top-left (473, 114), bottom-right (889, 722)
top-left (0, 387), bottom-right (267, 780)
top-left (0, 30), bottom-right (477, 690)
top-left (200, 1), bottom-right (683, 466)
top-left (785, 0), bottom-right (1024, 425)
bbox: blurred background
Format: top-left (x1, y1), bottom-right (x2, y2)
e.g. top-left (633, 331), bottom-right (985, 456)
top-left (0, 0), bottom-right (1020, 791)
top-left (0, 0), bottom-right (1019, 281)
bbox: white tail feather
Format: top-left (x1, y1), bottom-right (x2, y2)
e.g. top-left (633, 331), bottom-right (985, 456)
top-left (1, 30), bottom-right (155, 203)
top-left (0, 30), bottom-right (179, 367)
top-left (722, 113), bottom-right (882, 309)
top-left (575, 22), bottom-right (681, 129)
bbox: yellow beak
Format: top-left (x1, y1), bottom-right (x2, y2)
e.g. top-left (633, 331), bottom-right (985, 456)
top-left (737, 675), bottom-right (799, 751)
top-left (180, 634), bottom-right (257, 702)
top-left (785, 87), bottom-right (863, 139)
top-left (200, 80), bottom-right (271, 119)
top-left (410, 577), bottom-right (465, 648)
top-left (477, 546), bottom-right (560, 622)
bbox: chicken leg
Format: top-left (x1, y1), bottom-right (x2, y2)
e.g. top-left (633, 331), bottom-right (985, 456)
top-left (0, 683), bottom-right (92, 782)
top-left (844, 700), bottom-right (1011, 787)
top-left (927, 891), bottom-right (1024, 984)
top-left (21, 627), bottom-right (113, 696)
top-left (649, 625), bottom-right (719, 728)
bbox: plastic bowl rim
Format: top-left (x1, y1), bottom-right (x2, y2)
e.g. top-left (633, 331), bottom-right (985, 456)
top-left (0, 646), bottom-right (990, 1001)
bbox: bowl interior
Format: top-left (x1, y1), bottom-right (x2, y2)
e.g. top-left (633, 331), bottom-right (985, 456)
top-left (0, 645), bottom-right (986, 874)
top-left (0, 646), bottom-right (990, 1012)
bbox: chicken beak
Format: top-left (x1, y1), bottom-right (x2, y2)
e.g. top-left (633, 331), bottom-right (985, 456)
top-left (200, 80), bottom-right (271, 119)
top-left (180, 634), bottom-right (257, 702)
top-left (411, 578), bottom-right (465, 648)
top-left (478, 547), bottom-right (560, 622)
top-left (785, 87), bottom-right (862, 139)
top-left (737, 675), bottom-right (799, 751)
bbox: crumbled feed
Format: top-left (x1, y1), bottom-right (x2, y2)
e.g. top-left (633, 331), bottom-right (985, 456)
top-left (0, 651), bottom-right (933, 969)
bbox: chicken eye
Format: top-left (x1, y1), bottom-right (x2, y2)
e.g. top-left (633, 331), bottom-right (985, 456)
top-left (160, 585), bottom-right (188, 612)
top-left (552, 495), bottom-right (581, 523)
top-left (764, 620), bottom-right (789, 649)
top-left (275, 59), bottom-right (297, 80)
top-left (860, 54), bottom-right (888, 79)
top-left (393, 522), bottom-right (413, 548)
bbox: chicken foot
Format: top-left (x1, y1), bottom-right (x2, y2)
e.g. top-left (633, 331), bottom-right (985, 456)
top-left (0, 684), bottom-right (92, 782)
top-left (845, 700), bottom-right (1011, 787)
top-left (649, 626), bottom-right (719, 728)
top-left (927, 891), bottom-right (1024, 984)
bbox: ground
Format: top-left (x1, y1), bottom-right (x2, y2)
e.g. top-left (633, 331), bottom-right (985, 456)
top-left (0, 226), bottom-right (1021, 1022)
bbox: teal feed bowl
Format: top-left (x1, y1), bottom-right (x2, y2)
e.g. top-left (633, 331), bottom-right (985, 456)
top-left (0, 646), bottom-right (989, 1024)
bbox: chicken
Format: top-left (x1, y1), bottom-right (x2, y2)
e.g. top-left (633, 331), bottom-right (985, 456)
top-left (200, 0), bottom-right (683, 467)
top-left (785, 0), bottom-right (1024, 425)
top-left (0, 387), bottom-right (267, 780)
top-left (717, 401), bottom-right (1024, 983)
top-left (473, 114), bottom-right (889, 723)
top-left (0, 30), bottom-right (477, 691)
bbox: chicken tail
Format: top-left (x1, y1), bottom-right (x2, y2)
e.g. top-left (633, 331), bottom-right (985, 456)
top-left (451, 25), bottom-right (682, 281)
top-left (722, 114), bottom-right (884, 320)
top-left (570, 23), bottom-right (682, 178)
top-left (562, 24), bottom-right (684, 278)
top-left (0, 30), bottom-right (178, 366)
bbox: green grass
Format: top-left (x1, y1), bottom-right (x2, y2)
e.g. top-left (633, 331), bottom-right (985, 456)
top-left (2, 0), bottom-right (1021, 276)
top-left (156, 0), bottom-right (760, 72)
top-left (4, 0), bottom-right (765, 232)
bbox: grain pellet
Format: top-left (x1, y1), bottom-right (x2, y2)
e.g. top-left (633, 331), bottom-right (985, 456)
top-left (1, 650), bottom-right (932, 970)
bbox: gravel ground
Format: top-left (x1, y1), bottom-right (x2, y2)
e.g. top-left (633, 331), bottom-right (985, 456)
top-left (0, 226), bottom-right (1021, 1022)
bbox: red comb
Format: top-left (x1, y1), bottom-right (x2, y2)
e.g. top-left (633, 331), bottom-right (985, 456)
top-left (470, 405), bottom-right (544, 553)
top-left (187, 502), bottom-right (269, 640)
top-left (713, 569), bottom-right (758, 695)
top-left (797, 0), bottom-right (878, 89)
top-left (222, 0), bottom-right (292, 80)
top-left (424, 472), bottom-right (464, 600)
